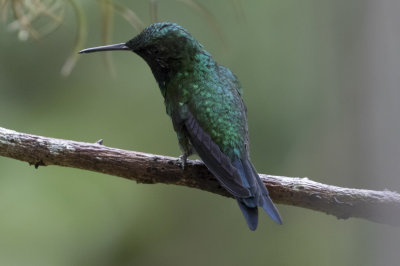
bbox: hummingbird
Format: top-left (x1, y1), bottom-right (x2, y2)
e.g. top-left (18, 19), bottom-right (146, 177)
top-left (80, 22), bottom-right (282, 230)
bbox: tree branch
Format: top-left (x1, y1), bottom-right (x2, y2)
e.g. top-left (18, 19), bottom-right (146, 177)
top-left (1, 126), bottom-right (399, 226)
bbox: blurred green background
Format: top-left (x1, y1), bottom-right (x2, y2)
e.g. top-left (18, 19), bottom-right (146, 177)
top-left (1, 1), bottom-right (400, 265)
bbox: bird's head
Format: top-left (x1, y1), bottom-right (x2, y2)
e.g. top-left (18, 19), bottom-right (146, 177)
top-left (80, 22), bottom-right (203, 73)
top-left (126, 22), bottom-right (202, 61)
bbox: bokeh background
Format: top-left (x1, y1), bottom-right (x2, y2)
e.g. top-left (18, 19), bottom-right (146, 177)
top-left (1, 1), bottom-right (400, 265)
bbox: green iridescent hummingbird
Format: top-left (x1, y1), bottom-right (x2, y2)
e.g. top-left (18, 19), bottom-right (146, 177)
top-left (80, 22), bottom-right (282, 230)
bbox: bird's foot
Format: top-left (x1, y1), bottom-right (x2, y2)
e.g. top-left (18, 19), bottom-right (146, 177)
top-left (178, 154), bottom-right (188, 170)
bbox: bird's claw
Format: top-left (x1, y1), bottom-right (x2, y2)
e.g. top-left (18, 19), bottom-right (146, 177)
top-left (178, 154), bottom-right (188, 170)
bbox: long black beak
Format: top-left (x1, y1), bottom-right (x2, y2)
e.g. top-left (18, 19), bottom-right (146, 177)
top-left (79, 43), bottom-right (131, 54)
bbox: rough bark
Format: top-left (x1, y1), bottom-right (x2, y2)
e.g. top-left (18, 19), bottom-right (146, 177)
top-left (1, 126), bottom-right (399, 226)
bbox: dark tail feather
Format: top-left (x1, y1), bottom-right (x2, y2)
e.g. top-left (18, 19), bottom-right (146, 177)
top-left (237, 199), bottom-right (258, 230)
top-left (248, 160), bottom-right (283, 225)
top-left (260, 192), bottom-right (282, 225)
top-left (233, 158), bottom-right (283, 227)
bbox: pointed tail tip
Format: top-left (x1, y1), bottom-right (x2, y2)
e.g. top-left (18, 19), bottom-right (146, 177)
top-left (264, 208), bottom-right (282, 225)
top-left (262, 197), bottom-right (283, 225)
top-left (248, 224), bottom-right (257, 231)
top-left (237, 199), bottom-right (259, 230)
top-left (272, 215), bottom-right (283, 225)
top-left (264, 206), bottom-right (283, 225)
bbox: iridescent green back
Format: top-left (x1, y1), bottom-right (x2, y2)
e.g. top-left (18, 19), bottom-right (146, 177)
top-left (165, 51), bottom-right (249, 160)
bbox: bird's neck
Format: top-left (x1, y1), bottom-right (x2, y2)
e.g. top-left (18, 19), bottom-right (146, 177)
top-left (147, 50), bottom-right (214, 98)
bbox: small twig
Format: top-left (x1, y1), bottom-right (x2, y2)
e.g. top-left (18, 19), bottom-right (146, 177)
top-left (0, 126), bottom-right (399, 226)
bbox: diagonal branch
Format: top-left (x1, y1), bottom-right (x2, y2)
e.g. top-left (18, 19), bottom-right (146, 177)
top-left (1, 126), bottom-right (399, 226)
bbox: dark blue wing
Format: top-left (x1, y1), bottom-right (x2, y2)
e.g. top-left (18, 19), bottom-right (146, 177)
top-left (182, 109), bottom-right (282, 229)
top-left (183, 110), bottom-right (251, 198)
